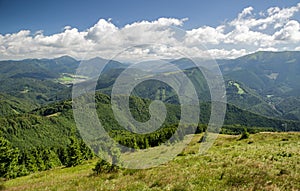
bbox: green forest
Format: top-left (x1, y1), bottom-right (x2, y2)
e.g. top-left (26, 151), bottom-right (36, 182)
top-left (1, 91), bottom-right (299, 179)
top-left (0, 51), bottom-right (299, 190)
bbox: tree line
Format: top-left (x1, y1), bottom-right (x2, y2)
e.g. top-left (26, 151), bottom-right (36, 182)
top-left (0, 135), bottom-right (93, 179)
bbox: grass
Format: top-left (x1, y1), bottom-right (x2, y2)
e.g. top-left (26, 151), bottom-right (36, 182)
top-left (229, 81), bottom-right (245, 95)
top-left (233, 82), bottom-right (245, 94)
top-left (4, 132), bottom-right (300, 191)
top-left (57, 73), bottom-right (88, 84)
top-left (45, 112), bottom-right (61, 117)
top-left (58, 76), bottom-right (74, 82)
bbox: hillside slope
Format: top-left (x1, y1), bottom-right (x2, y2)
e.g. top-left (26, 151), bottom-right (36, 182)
top-left (2, 92), bottom-right (299, 152)
top-left (4, 132), bottom-right (300, 191)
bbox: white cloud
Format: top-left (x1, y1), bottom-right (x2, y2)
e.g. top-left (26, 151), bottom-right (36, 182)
top-left (230, 4), bottom-right (300, 30)
top-left (0, 4), bottom-right (300, 61)
top-left (63, 26), bottom-right (72, 31)
top-left (257, 47), bottom-right (278, 52)
top-left (273, 20), bottom-right (300, 42)
top-left (207, 48), bottom-right (247, 59)
top-left (239, 7), bottom-right (254, 18)
top-left (86, 19), bottom-right (118, 42)
top-left (185, 25), bottom-right (226, 45)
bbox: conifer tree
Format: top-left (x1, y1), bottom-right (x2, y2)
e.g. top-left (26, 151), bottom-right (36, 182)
top-left (42, 148), bottom-right (62, 170)
top-left (79, 140), bottom-right (94, 160)
top-left (0, 137), bottom-right (19, 178)
top-left (21, 151), bottom-right (37, 173)
top-left (31, 147), bottom-right (46, 171)
top-left (65, 136), bottom-right (83, 167)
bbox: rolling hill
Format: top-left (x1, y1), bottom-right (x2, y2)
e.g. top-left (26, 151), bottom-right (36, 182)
top-left (2, 92), bottom-right (298, 152)
top-left (220, 51), bottom-right (300, 119)
top-left (0, 56), bottom-right (126, 106)
top-left (4, 132), bottom-right (300, 191)
top-left (1, 52), bottom-right (300, 181)
top-left (1, 51), bottom-right (299, 120)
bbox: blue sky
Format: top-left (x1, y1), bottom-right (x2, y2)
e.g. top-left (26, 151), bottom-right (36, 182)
top-left (0, 1), bottom-right (300, 60)
top-left (1, 0), bottom-right (299, 35)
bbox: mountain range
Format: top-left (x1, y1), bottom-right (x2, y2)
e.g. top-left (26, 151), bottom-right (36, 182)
top-left (0, 51), bottom-right (300, 120)
top-left (0, 51), bottom-right (299, 147)
top-left (0, 51), bottom-right (300, 179)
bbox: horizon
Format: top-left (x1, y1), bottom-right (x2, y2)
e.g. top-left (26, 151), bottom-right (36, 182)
top-left (1, 50), bottom-right (300, 62)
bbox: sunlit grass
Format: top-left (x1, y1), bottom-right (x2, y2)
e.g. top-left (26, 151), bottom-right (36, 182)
top-left (4, 132), bottom-right (300, 191)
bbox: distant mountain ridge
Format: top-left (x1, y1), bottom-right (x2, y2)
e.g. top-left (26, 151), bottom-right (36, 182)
top-left (0, 56), bottom-right (127, 106)
top-left (0, 51), bottom-right (300, 120)
top-left (219, 51), bottom-right (300, 120)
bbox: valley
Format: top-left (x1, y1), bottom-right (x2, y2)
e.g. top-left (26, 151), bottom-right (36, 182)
top-left (0, 51), bottom-right (300, 190)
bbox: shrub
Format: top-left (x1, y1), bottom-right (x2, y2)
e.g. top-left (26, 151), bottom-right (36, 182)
top-left (93, 159), bottom-right (119, 175)
top-left (92, 137), bottom-right (121, 175)
top-left (239, 128), bottom-right (249, 140)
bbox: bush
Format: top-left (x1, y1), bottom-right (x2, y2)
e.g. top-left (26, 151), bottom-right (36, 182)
top-left (93, 159), bottom-right (119, 175)
top-left (92, 136), bottom-right (121, 175)
top-left (239, 128), bottom-right (250, 140)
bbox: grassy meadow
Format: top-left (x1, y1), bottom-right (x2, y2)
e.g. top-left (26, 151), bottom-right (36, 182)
top-left (3, 132), bottom-right (300, 191)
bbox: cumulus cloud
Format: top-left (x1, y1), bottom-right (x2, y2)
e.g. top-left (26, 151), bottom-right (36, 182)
top-left (207, 48), bottom-right (247, 59)
top-left (86, 19), bottom-right (118, 42)
top-left (184, 25), bottom-right (226, 45)
top-left (0, 3), bottom-right (300, 61)
top-left (273, 20), bottom-right (300, 42)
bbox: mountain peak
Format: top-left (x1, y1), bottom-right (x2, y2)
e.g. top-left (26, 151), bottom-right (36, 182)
top-left (54, 55), bottom-right (77, 63)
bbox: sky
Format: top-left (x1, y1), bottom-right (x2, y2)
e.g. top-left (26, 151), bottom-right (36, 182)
top-left (0, 0), bottom-right (300, 61)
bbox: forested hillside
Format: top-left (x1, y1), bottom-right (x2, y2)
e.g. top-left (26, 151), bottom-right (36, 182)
top-left (1, 52), bottom-right (300, 180)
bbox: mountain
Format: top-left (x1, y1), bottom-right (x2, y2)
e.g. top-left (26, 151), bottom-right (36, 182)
top-left (40, 55), bottom-right (79, 74)
top-left (224, 79), bottom-right (282, 118)
top-left (0, 56), bottom-right (127, 106)
top-left (219, 51), bottom-right (300, 119)
top-left (94, 63), bottom-right (281, 119)
top-left (1, 51), bottom-right (300, 182)
top-left (171, 58), bottom-right (196, 69)
top-left (0, 51), bottom-right (299, 120)
top-left (220, 51), bottom-right (300, 94)
top-left (0, 56), bottom-right (77, 106)
top-left (0, 52), bottom-right (300, 120)
top-left (169, 51), bottom-right (300, 119)
top-left (276, 96), bottom-right (300, 120)
top-left (2, 91), bottom-right (299, 151)
top-left (0, 93), bottom-right (36, 116)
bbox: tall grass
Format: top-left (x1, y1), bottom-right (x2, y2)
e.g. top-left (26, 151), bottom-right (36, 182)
top-left (4, 132), bottom-right (300, 191)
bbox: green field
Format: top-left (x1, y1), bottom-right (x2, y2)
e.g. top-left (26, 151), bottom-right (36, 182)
top-left (229, 81), bottom-right (245, 95)
top-left (3, 132), bottom-right (300, 191)
top-left (57, 73), bottom-right (88, 85)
